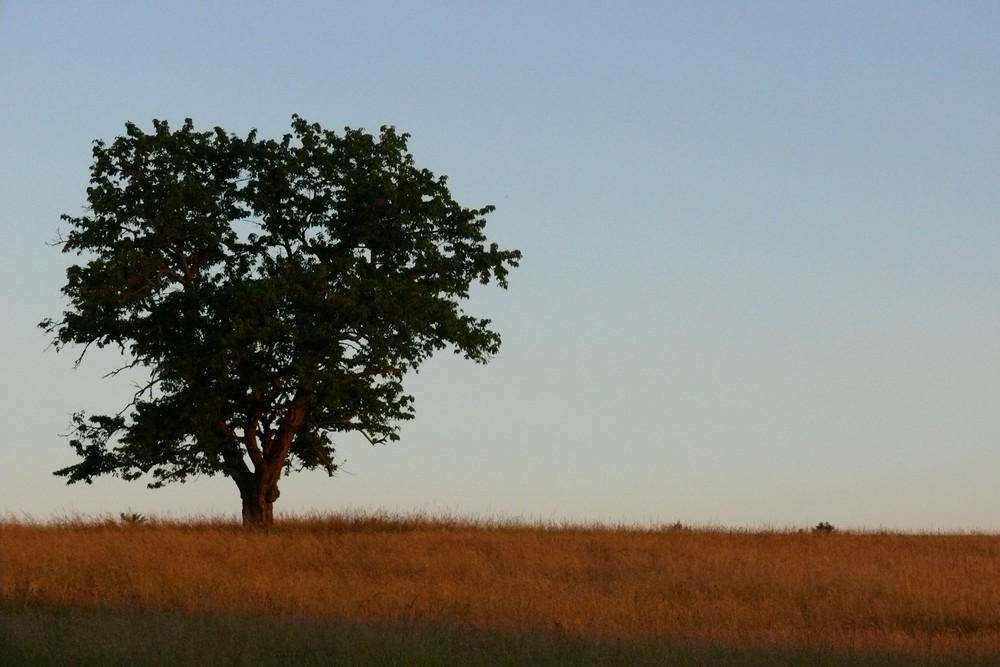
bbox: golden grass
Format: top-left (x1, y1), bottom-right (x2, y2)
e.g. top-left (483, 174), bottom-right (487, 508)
top-left (2, 514), bottom-right (1000, 665)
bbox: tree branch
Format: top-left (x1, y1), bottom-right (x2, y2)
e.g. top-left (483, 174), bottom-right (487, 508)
top-left (216, 418), bottom-right (252, 485)
top-left (243, 411), bottom-right (265, 470)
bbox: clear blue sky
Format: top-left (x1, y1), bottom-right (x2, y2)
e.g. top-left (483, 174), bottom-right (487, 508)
top-left (2, 2), bottom-right (998, 530)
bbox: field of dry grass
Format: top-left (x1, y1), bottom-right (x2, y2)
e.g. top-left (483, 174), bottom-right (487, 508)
top-left (2, 513), bottom-right (999, 665)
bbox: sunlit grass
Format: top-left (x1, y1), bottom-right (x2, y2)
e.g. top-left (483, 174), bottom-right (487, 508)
top-left (2, 512), bottom-right (999, 665)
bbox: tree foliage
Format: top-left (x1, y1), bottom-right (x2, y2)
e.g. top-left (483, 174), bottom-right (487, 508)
top-left (40, 116), bottom-right (520, 525)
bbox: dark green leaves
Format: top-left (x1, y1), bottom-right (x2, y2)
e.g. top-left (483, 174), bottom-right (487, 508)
top-left (42, 115), bottom-right (521, 492)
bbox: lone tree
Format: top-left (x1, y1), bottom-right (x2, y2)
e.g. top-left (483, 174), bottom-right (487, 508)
top-left (40, 116), bottom-right (520, 526)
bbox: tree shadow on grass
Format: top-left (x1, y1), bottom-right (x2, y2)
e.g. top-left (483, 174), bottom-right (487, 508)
top-left (2, 604), bottom-right (996, 667)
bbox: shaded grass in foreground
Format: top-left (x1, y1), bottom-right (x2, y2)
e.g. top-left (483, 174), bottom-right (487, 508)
top-left (4, 604), bottom-right (995, 667)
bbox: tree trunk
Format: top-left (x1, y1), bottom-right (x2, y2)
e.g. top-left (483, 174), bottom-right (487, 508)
top-left (239, 478), bottom-right (280, 527)
top-left (234, 391), bottom-right (308, 527)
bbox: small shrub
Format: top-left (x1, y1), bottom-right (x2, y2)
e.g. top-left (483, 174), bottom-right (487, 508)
top-left (120, 511), bottom-right (148, 526)
top-left (813, 521), bottom-right (835, 534)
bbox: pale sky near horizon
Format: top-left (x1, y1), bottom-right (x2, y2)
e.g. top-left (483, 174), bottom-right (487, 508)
top-left (2, 2), bottom-right (999, 530)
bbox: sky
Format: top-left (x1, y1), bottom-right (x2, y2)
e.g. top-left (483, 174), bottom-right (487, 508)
top-left (2, 2), bottom-right (999, 531)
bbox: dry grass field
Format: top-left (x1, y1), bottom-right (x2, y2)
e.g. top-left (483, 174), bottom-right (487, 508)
top-left (2, 513), bottom-right (999, 665)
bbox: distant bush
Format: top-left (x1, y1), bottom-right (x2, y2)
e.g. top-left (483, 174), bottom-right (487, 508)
top-left (813, 521), bottom-right (836, 534)
top-left (119, 511), bottom-right (148, 526)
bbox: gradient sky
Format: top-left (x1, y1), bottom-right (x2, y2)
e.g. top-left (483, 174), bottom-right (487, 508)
top-left (2, 2), bottom-right (998, 530)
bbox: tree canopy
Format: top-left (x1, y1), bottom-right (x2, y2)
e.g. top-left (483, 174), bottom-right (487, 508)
top-left (40, 115), bottom-right (521, 525)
